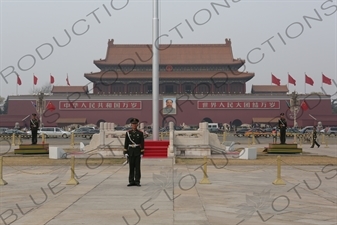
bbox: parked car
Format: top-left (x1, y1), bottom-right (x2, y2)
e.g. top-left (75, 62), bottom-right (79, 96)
top-left (4, 129), bottom-right (27, 136)
top-left (323, 127), bottom-right (337, 136)
top-left (173, 126), bottom-right (183, 131)
top-left (207, 123), bottom-right (224, 133)
top-left (262, 127), bottom-right (272, 133)
top-left (39, 127), bottom-right (71, 138)
top-left (72, 127), bottom-right (97, 138)
top-left (234, 128), bottom-right (250, 137)
top-left (159, 126), bottom-right (183, 132)
top-left (298, 126), bottom-right (314, 134)
top-left (84, 129), bottom-right (100, 139)
top-left (0, 127), bottom-right (9, 134)
top-left (115, 126), bottom-right (128, 131)
top-left (285, 128), bottom-right (301, 137)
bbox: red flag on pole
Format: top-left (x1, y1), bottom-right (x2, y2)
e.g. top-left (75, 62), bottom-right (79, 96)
top-left (46, 101), bottom-right (56, 112)
top-left (17, 75), bottom-right (22, 85)
top-left (301, 101), bottom-right (309, 111)
top-left (288, 74), bottom-right (296, 86)
top-left (322, 74), bottom-right (332, 85)
top-left (305, 74), bottom-right (314, 86)
top-left (271, 74), bottom-right (280, 86)
top-left (50, 74), bottom-right (55, 84)
top-left (33, 75), bottom-right (38, 85)
top-left (66, 74), bottom-right (70, 86)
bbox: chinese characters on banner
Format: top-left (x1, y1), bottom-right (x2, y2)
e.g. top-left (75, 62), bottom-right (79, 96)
top-left (197, 101), bottom-right (280, 109)
top-left (59, 100), bottom-right (279, 110)
top-left (59, 101), bottom-right (142, 110)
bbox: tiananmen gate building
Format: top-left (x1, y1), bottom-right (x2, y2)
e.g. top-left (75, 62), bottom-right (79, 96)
top-left (1, 39), bottom-right (336, 128)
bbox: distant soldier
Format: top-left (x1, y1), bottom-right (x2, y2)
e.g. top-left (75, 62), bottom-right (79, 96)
top-left (30, 113), bottom-right (39, 144)
top-left (124, 118), bottom-right (145, 187)
top-left (310, 125), bottom-right (320, 148)
top-left (278, 113), bottom-right (287, 144)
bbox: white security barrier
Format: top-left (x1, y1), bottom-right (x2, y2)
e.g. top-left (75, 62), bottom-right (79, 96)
top-left (49, 147), bottom-right (66, 159)
top-left (239, 147), bottom-right (257, 160)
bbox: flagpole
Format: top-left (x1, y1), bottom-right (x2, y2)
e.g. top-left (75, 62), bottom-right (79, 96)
top-left (152, 0), bottom-right (159, 140)
top-left (287, 73), bottom-right (289, 93)
top-left (304, 73), bottom-right (306, 94)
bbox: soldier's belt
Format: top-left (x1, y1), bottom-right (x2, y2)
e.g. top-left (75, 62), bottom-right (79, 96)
top-left (129, 144), bottom-right (140, 148)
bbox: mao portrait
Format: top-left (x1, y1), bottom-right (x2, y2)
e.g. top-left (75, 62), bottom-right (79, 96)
top-left (163, 98), bottom-right (176, 114)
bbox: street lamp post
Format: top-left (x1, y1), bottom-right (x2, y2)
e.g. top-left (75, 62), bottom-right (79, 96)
top-left (36, 92), bottom-right (45, 127)
top-left (290, 91), bottom-right (299, 128)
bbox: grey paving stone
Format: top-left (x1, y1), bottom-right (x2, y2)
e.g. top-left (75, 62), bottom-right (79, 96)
top-left (0, 145), bottom-right (336, 225)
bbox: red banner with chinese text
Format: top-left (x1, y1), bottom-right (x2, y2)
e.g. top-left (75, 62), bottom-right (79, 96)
top-left (197, 101), bottom-right (280, 109)
top-left (59, 101), bottom-right (142, 110)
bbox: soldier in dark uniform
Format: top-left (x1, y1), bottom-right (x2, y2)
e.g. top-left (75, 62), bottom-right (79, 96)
top-left (310, 125), bottom-right (320, 148)
top-left (30, 113), bottom-right (39, 144)
top-left (278, 113), bottom-right (287, 144)
top-left (124, 118), bottom-right (145, 187)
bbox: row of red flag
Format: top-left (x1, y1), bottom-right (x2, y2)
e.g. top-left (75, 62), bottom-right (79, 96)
top-left (16, 74), bottom-right (71, 86)
top-left (271, 73), bottom-right (332, 86)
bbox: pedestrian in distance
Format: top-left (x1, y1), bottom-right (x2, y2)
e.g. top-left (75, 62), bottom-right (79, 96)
top-left (310, 125), bottom-right (320, 148)
top-left (124, 118), bottom-right (145, 187)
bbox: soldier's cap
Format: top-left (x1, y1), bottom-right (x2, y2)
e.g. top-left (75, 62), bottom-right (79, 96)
top-left (130, 118), bottom-right (139, 124)
top-left (280, 113), bottom-right (285, 116)
top-left (32, 113), bottom-right (37, 116)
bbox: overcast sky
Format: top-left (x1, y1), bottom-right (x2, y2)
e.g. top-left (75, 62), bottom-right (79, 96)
top-left (0, 0), bottom-right (336, 98)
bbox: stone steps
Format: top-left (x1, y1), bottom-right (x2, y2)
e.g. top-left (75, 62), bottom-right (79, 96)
top-left (267, 143), bottom-right (302, 154)
top-left (14, 144), bottom-right (49, 154)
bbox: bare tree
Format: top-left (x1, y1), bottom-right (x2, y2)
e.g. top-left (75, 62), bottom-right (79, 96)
top-left (0, 96), bottom-right (8, 114)
top-left (30, 83), bottom-right (53, 94)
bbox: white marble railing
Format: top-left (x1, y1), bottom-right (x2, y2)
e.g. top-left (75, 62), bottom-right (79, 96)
top-left (84, 121), bottom-right (226, 157)
top-left (84, 122), bottom-right (144, 156)
top-left (168, 121), bottom-right (226, 157)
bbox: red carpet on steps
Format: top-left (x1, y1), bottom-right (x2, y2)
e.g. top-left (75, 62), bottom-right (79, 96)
top-left (144, 140), bottom-right (169, 158)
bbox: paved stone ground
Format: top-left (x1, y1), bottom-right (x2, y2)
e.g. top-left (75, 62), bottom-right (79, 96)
top-left (0, 144), bottom-right (336, 225)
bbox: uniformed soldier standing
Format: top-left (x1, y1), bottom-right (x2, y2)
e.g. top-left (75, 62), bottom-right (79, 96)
top-left (278, 113), bottom-right (287, 144)
top-left (30, 113), bottom-right (39, 144)
top-left (124, 118), bottom-right (145, 187)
